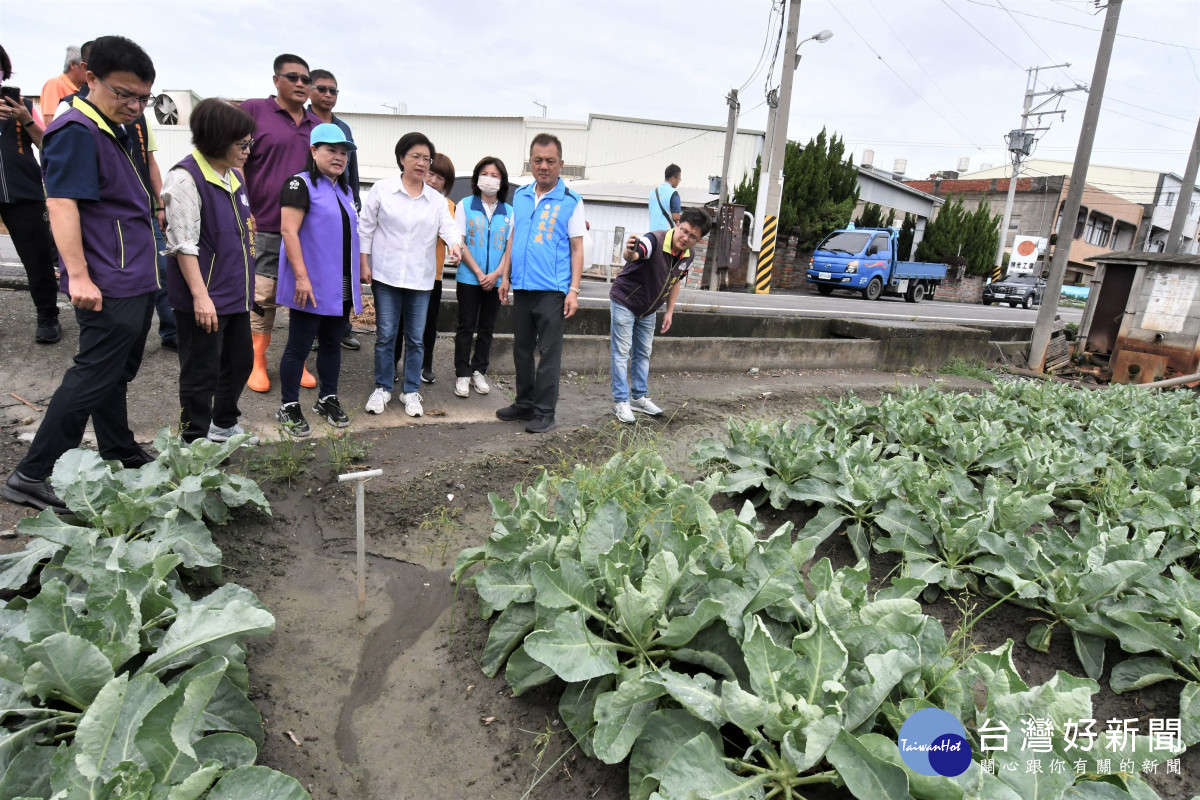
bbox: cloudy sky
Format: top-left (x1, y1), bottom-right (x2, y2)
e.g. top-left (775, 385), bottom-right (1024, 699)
top-left (4, 0), bottom-right (1197, 184)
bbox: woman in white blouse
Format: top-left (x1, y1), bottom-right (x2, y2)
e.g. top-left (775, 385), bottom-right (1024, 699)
top-left (358, 132), bottom-right (461, 418)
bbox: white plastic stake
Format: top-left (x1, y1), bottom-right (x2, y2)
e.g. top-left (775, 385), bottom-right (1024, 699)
top-left (338, 469), bottom-right (382, 619)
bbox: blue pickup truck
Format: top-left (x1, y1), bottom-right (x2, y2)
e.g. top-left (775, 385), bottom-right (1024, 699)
top-left (806, 226), bottom-right (947, 302)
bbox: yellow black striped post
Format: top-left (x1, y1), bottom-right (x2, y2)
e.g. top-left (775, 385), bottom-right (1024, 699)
top-left (756, 215), bottom-right (777, 294)
top-left (990, 262), bottom-right (1003, 283)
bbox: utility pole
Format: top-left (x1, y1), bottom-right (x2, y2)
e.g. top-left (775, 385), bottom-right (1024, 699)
top-left (746, 91), bottom-right (778, 289)
top-left (754, 0), bottom-right (802, 294)
top-left (1029, 0), bottom-right (1122, 372)
top-left (1166, 114), bottom-right (1200, 254)
top-left (710, 89), bottom-right (740, 290)
top-left (992, 65), bottom-right (1087, 282)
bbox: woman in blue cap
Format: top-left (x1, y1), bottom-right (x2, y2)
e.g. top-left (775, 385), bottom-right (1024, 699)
top-left (274, 122), bottom-right (363, 436)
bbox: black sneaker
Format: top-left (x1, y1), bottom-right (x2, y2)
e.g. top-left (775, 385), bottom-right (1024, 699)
top-left (313, 395), bottom-right (350, 427)
top-left (341, 334), bottom-right (361, 350)
top-left (525, 415), bottom-right (557, 434)
top-left (421, 368), bottom-right (436, 384)
top-left (1, 471), bottom-right (67, 512)
top-left (35, 316), bottom-right (62, 344)
top-left (496, 403), bottom-right (535, 422)
top-left (118, 445), bottom-right (155, 469)
top-left (277, 402), bottom-right (311, 437)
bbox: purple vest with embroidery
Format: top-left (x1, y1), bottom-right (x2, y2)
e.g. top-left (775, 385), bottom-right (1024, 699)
top-left (165, 155), bottom-right (256, 315)
top-left (275, 172), bottom-right (362, 316)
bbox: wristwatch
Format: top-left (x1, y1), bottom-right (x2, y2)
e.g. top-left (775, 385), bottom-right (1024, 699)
top-left (22, 120), bottom-right (35, 128)
top-left (568, 286), bottom-right (580, 294)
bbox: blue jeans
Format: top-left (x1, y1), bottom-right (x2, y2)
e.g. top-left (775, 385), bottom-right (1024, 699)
top-left (373, 281), bottom-right (429, 394)
top-left (610, 300), bottom-right (655, 403)
top-left (153, 223), bottom-right (176, 342)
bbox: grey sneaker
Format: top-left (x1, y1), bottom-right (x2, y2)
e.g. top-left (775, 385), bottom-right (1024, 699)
top-left (614, 401), bottom-right (635, 424)
top-left (277, 402), bottom-right (311, 437)
top-left (313, 395), bottom-right (351, 427)
top-left (630, 396), bottom-right (664, 416)
top-left (471, 371), bottom-right (490, 394)
top-left (341, 333), bottom-right (361, 350)
top-left (207, 422), bottom-right (260, 446)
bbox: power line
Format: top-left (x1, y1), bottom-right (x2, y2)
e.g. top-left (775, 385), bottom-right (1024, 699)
top-left (826, 0), bottom-right (990, 153)
top-left (737, 1), bottom-right (784, 93)
top-left (938, 0), bottom-right (1026, 71)
top-left (962, 0), bottom-right (1200, 52)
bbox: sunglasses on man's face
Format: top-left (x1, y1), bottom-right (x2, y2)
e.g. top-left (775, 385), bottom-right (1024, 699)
top-left (313, 85), bottom-right (339, 95)
top-left (276, 72), bottom-right (312, 85)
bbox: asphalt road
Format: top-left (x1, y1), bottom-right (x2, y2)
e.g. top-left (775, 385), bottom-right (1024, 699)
top-left (1, 234), bottom-right (1081, 327)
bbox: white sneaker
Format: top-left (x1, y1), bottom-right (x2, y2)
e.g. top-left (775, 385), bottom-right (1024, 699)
top-left (471, 371), bottom-right (491, 395)
top-left (614, 401), bottom-right (635, 424)
top-left (630, 396), bottom-right (664, 416)
top-left (399, 391), bottom-right (423, 418)
top-left (365, 388), bottom-right (391, 414)
top-left (454, 377), bottom-right (470, 398)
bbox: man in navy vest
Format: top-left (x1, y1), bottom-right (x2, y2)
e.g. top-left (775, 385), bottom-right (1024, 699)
top-left (497, 133), bottom-right (585, 434)
top-left (2, 36), bottom-right (158, 512)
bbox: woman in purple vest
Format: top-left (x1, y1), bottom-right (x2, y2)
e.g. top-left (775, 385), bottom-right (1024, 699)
top-left (274, 123), bottom-right (362, 437)
top-left (162, 98), bottom-right (258, 445)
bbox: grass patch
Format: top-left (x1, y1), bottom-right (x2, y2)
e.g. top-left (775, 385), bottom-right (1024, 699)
top-left (939, 357), bottom-right (995, 383)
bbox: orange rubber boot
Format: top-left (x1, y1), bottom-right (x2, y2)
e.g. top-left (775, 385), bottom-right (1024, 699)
top-left (248, 332), bottom-right (271, 393)
top-left (301, 362), bottom-right (317, 389)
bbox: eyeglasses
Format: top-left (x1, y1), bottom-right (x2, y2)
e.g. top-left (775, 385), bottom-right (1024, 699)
top-left (276, 72), bottom-right (313, 85)
top-left (407, 153), bottom-right (433, 164)
top-left (97, 76), bottom-right (153, 107)
top-left (234, 139), bottom-right (254, 151)
top-left (312, 85), bottom-right (339, 95)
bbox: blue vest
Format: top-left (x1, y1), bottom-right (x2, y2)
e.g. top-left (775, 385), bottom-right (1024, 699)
top-left (43, 98), bottom-right (158, 298)
top-left (459, 196), bottom-right (512, 286)
top-left (510, 180), bottom-right (580, 292)
top-left (275, 172), bottom-right (362, 317)
top-left (166, 152), bottom-right (256, 315)
top-left (648, 182), bottom-right (678, 232)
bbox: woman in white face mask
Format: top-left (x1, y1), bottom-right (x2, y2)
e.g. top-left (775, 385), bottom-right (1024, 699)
top-left (451, 157), bottom-right (513, 398)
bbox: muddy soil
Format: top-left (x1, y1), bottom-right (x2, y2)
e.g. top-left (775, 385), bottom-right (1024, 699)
top-left (0, 290), bottom-right (1194, 799)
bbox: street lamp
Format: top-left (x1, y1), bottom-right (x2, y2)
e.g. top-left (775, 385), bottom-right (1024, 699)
top-left (748, 19), bottom-right (833, 292)
top-left (795, 29), bottom-right (834, 66)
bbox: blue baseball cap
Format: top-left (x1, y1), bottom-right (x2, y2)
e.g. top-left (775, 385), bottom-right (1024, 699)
top-left (310, 123), bottom-right (357, 151)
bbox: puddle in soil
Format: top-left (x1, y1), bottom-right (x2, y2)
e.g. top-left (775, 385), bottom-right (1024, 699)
top-left (334, 559), bottom-right (453, 769)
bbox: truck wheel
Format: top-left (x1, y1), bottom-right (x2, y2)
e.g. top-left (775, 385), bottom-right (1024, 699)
top-left (1022, 294), bottom-right (1032, 309)
top-left (817, 284), bottom-right (834, 296)
top-left (906, 282), bottom-right (927, 303)
top-left (862, 277), bottom-right (883, 301)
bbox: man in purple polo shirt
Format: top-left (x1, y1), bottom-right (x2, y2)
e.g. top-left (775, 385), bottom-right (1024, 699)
top-left (2, 35), bottom-right (158, 512)
top-left (241, 53), bottom-right (321, 394)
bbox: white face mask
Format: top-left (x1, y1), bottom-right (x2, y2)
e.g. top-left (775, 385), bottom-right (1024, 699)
top-left (477, 175), bottom-right (501, 196)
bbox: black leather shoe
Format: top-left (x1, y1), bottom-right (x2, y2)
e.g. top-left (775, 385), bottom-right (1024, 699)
top-left (35, 317), bottom-right (62, 344)
top-left (1, 471), bottom-right (67, 512)
top-left (525, 415), bottom-right (557, 434)
top-left (118, 446), bottom-right (155, 469)
top-left (496, 404), bottom-right (535, 422)
top-left (161, 338), bottom-right (178, 351)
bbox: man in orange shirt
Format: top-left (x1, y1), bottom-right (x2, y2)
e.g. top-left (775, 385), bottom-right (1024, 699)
top-left (40, 45), bottom-right (86, 124)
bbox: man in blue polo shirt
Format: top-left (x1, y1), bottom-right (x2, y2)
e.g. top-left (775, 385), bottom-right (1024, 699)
top-left (497, 133), bottom-right (585, 434)
top-left (648, 164), bottom-right (681, 232)
top-left (3, 35), bottom-right (158, 512)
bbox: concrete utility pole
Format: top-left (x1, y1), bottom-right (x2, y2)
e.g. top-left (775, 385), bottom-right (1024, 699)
top-left (710, 89), bottom-right (740, 290)
top-left (753, 0), bottom-right (802, 294)
top-left (992, 65), bottom-right (1087, 282)
top-left (746, 91), bottom-right (779, 289)
top-left (1166, 114), bottom-right (1200, 254)
top-left (1029, 0), bottom-right (1121, 372)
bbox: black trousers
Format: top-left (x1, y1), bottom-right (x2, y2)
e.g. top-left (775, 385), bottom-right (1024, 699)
top-left (281, 309), bottom-right (347, 404)
top-left (454, 281), bottom-right (501, 378)
top-left (420, 278), bottom-right (442, 372)
top-left (512, 290), bottom-right (565, 417)
top-left (18, 292), bottom-right (155, 479)
top-left (175, 310), bottom-right (253, 442)
top-left (0, 201), bottom-right (59, 318)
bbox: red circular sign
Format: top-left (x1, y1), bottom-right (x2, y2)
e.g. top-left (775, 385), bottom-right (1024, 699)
top-left (1017, 240), bottom-right (1037, 256)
